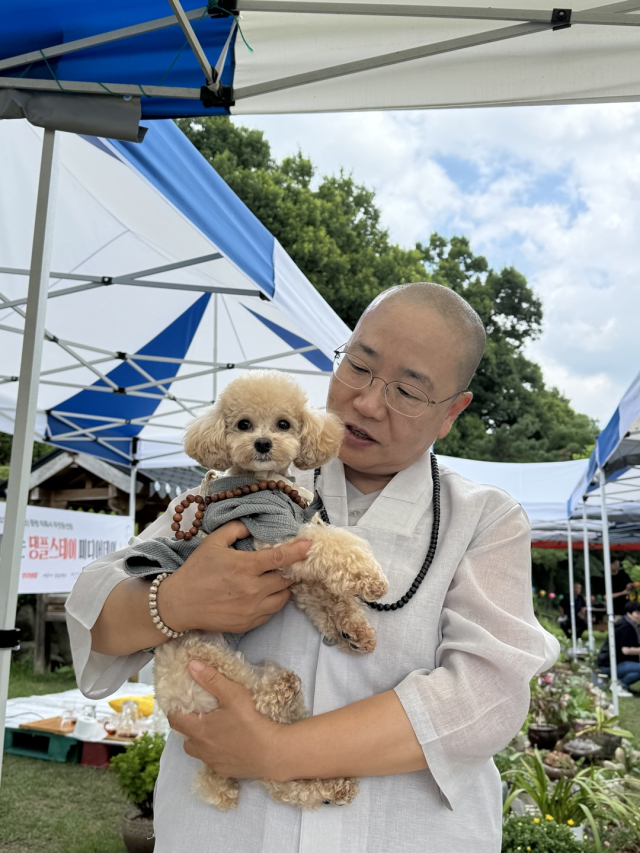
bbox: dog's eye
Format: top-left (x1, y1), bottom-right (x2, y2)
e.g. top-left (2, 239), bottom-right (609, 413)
top-left (276, 420), bottom-right (290, 431)
top-left (237, 419), bottom-right (252, 431)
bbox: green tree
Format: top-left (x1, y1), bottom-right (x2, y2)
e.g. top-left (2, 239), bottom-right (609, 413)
top-left (176, 118), bottom-right (598, 463)
top-left (176, 117), bottom-right (425, 328)
top-left (419, 234), bottom-right (598, 461)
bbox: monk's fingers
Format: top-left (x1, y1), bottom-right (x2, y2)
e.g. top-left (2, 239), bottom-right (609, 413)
top-left (204, 520), bottom-right (251, 549)
top-left (246, 539), bottom-right (311, 576)
top-left (259, 570), bottom-right (296, 596)
top-left (254, 588), bottom-right (292, 619)
top-left (167, 710), bottom-right (206, 737)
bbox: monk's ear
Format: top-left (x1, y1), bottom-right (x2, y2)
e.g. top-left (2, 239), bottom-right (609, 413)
top-left (183, 406), bottom-right (231, 470)
top-left (294, 410), bottom-right (344, 469)
top-left (436, 392), bottom-right (472, 440)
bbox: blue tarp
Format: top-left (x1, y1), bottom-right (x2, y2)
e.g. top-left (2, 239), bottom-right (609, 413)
top-left (1, 1), bottom-right (235, 118)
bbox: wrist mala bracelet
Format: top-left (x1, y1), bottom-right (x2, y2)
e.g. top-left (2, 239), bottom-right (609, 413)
top-left (171, 480), bottom-right (309, 541)
top-left (149, 572), bottom-right (186, 639)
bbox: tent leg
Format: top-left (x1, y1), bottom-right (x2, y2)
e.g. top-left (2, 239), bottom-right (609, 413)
top-left (598, 469), bottom-right (619, 717)
top-left (582, 500), bottom-right (594, 651)
top-left (213, 292), bottom-right (218, 402)
top-left (0, 128), bottom-right (59, 786)
top-left (567, 522), bottom-right (578, 658)
top-left (129, 464), bottom-right (138, 521)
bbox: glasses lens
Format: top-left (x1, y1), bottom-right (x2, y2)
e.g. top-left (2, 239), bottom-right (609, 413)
top-left (333, 351), bottom-right (372, 389)
top-left (386, 382), bottom-right (429, 417)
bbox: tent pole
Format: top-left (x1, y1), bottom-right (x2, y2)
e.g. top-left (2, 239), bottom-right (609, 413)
top-left (0, 128), bottom-right (59, 786)
top-left (598, 469), bottom-right (619, 717)
top-left (213, 293), bottom-right (218, 402)
top-left (582, 499), bottom-right (594, 650)
top-left (567, 521), bottom-right (578, 658)
top-left (129, 437), bottom-right (138, 523)
top-left (129, 464), bottom-right (138, 521)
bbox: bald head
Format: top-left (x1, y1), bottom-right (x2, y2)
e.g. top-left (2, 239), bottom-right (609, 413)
top-left (360, 283), bottom-right (486, 389)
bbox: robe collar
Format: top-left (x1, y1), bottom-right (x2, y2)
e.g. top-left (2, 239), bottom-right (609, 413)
top-left (320, 451), bottom-right (434, 536)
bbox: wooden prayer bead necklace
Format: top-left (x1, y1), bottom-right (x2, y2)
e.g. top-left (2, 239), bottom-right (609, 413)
top-left (171, 480), bottom-right (309, 540)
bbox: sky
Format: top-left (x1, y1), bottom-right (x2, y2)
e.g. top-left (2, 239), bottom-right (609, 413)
top-left (233, 104), bottom-right (640, 428)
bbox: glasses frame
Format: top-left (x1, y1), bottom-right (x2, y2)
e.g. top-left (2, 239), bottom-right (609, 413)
top-left (332, 347), bottom-right (466, 418)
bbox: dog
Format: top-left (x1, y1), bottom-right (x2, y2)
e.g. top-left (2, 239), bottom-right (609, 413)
top-left (135, 371), bottom-right (388, 810)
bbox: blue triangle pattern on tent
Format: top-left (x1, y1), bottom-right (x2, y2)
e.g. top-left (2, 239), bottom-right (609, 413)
top-left (245, 308), bottom-right (333, 372)
top-left (46, 293), bottom-right (211, 465)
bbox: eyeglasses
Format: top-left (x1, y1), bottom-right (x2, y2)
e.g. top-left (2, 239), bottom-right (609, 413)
top-left (332, 348), bottom-right (464, 418)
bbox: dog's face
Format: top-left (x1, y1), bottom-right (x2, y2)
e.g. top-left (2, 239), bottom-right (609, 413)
top-left (226, 407), bottom-right (306, 473)
top-left (183, 371), bottom-right (345, 473)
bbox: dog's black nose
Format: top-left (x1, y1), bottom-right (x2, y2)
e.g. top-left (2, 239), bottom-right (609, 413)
top-left (254, 438), bottom-right (273, 454)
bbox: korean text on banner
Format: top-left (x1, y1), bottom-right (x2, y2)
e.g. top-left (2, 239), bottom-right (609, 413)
top-left (0, 504), bottom-right (133, 594)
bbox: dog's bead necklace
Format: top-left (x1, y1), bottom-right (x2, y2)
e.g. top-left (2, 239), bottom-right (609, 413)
top-left (172, 480), bottom-right (309, 540)
top-left (313, 453), bottom-right (441, 612)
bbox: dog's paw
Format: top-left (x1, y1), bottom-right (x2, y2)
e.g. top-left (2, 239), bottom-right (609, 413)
top-left (356, 571), bottom-right (389, 603)
top-left (337, 621), bottom-right (377, 654)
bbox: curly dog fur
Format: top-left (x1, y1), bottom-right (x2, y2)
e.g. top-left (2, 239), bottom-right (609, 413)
top-left (154, 371), bottom-right (388, 809)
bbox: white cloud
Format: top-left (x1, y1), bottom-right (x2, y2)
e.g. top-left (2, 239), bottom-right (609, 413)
top-left (234, 104), bottom-right (640, 426)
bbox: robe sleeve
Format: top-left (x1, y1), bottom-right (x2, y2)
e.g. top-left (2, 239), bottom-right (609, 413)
top-left (394, 501), bottom-right (560, 811)
top-left (65, 491), bottom-right (198, 699)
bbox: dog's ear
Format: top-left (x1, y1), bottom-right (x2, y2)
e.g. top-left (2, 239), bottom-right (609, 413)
top-left (294, 409), bottom-right (344, 469)
top-left (183, 406), bottom-right (231, 471)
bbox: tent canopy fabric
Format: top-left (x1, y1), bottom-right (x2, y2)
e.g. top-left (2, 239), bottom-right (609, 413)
top-left (569, 367), bottom-right (640, 515)
top-left (440, 455), bottom-right (640, 546)
top-left (1, 0), bottom-right (640, 126)
top-left (0, 118), bottom-right (349, 469)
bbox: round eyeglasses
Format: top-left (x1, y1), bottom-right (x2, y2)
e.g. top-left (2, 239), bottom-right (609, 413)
top-left (332, 348), bottom-right (463, 418)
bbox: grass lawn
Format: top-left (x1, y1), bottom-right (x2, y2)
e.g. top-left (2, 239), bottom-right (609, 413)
top-left (1, 655), bottom-right (128, 853)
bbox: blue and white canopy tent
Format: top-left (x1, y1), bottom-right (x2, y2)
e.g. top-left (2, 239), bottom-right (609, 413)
top-left (0, 115), bottom-right (348, 774)
top-left (0, 119), bottom-right (345, 473)
top-left (567, 368), bottom-right (640, 712)
top-left (2, 0), bottom-right (640, 124)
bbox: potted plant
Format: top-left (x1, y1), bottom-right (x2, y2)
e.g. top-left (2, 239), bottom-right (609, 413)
top-left (528, 675), bottom-right (569, 749)
top-left (110, 732), bottom-right (166, 853)
top-left (503, 748), bottom-right (638, 830)
top-left (542, 750), bottom-right (577, 780)
top-left (575, 707), bottom-right (634, 759)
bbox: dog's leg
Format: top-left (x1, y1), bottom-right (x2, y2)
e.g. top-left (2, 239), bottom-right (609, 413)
top-left (286, 524), bottom-right (388, 603)
top-left (251, 663), bottom-right (308, 724)
top-left (292, 583), bottom-right (378, 653)
top-left (263, 777), bottom-right (359, 808)
top-left (195, 766), bottom-right (241, 811)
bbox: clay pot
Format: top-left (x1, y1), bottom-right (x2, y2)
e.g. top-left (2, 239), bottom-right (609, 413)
top-left (121, 808), bottom-right (155, 853)
top-left (564, 738), bottom-right (603, 762)
top-left (527, 724), bottom-right (560, 751)
top-left (572, 719), bottom-right (595, 735)
top-left (543, 763), bottom-right (576, 781)
top-left (587, 732), bottom-right (622, 759)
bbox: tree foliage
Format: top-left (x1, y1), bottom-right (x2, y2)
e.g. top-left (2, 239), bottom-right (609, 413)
top-left (176, 117), bottom-right (598, 463)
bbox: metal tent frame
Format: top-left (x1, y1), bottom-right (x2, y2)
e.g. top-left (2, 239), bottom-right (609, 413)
top-left (1, 2), bottom-right (640, 110)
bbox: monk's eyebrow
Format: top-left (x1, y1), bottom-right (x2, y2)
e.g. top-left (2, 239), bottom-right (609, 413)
top-left (401, 366), bottom-right (434, 393)
top-left (352, 340), bottom-right (434, 392)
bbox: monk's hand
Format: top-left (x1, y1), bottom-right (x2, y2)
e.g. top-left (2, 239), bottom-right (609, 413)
top-left (168, 660), bottom-right (286, 781)
top-left (159, 521), bottom-right (311, 635)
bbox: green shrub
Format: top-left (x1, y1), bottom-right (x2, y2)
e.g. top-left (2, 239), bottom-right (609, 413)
top-left (502, 815), bottom-right (583, 852)
top-left (110, 732), bottom-right (165, 818)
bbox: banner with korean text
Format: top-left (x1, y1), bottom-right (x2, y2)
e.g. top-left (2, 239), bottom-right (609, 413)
top-left (0, 504), bottom-right (134, 594)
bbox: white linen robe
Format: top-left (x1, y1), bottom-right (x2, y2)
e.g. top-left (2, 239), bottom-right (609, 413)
top-left (66, 453), bottom-right (560, 853)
